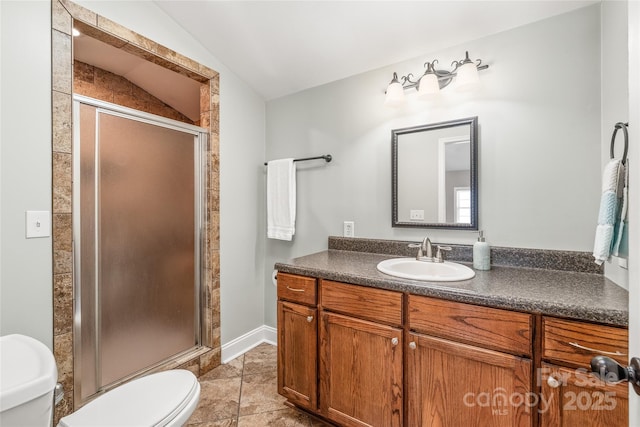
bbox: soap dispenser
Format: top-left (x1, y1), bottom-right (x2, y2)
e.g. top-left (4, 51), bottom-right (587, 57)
top-left (473, 231), bottom-right (491, 270)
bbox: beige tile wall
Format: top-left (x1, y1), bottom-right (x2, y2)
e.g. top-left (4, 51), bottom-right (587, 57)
top-left (52, 0), bottom-right (220, 422)
top-left (73, 61), bottom-right (197, 124)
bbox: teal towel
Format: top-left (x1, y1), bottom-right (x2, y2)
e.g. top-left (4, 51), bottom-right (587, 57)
top-left (593, 159), bottom-right (625, 265)
top-left (597, 191), bottom-right (618, 225)
top-left (612, 163), bottom-right (629, 257)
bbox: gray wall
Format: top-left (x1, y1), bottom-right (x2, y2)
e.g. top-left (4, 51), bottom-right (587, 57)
top-left (0, 0), bottom-right (267, 348)
top-left (397, 132), bottom-right (439, 223)
top-left (264, 6), bottom-right (603, 327)
top-left (601, 1), bottom-right (629, 289)
top-left (626, 2), bottom-right (640, 424)
top-left (0, 1), bottom-right (53, 348)
top-left (71, 1), bottom-right (268, 347)
top-left (0, 1), bottom-right (628, 352)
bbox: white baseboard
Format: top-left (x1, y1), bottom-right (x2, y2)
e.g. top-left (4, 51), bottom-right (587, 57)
top-left (221, 325), bottom-right (277, 363)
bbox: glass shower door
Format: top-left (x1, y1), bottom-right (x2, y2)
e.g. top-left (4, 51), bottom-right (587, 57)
top-left (75, 99), bottom-right (203, 401)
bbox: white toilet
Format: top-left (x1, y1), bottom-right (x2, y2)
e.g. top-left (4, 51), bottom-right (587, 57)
top-left (0, 334), bottom-right (201, 427)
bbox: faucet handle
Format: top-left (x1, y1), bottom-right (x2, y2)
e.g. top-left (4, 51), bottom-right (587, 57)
top-left (408, 243), bottom-right (424, 259)
top-left (436, 245), bottom-right (452, 262)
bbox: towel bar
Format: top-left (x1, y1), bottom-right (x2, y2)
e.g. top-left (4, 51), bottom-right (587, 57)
top-left (264, 154), bottom-right (332, 166)
top-left (610, 122), bottom-right (629, 165)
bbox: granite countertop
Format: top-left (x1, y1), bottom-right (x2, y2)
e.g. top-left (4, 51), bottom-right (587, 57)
top-left (275, 249), bottom-right (629, 327)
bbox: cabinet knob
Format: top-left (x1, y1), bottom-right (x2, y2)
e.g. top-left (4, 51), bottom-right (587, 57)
top-left (547, 376), bottom-right (561, 389)
top-left (409, 342), bottom-right (416, 350)
top-left (306, 316), bottom-right (313, 323)
top-left (391, 337), bottom-right (399, 346)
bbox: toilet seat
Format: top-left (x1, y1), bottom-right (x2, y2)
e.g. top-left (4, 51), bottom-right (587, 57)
top-left (58, 369), bottom-right (200, 427)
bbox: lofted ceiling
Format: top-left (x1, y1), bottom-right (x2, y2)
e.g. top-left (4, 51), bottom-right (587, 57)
top-left (73, 34), bottom-right (202, 121)
top-left (75, 1), bottom-right (598, 119)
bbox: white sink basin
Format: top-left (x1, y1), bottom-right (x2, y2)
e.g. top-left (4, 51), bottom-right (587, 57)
top-left (377, 258), bottom-right (475, 282)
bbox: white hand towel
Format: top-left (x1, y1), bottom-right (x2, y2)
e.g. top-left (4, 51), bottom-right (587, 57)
top-left (601, 159), bottom-right (624, 193)
top-left (267, 159), bottom-right (296, 241)
top-left (593, 224), bottom-right (614, 265)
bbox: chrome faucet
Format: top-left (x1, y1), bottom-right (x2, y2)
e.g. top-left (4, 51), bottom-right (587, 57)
top-left (421, 236), bottom-right (433, 259)
top-left (408, 236), bottom-right (452, 263)
top-left (408, 236), bottom-right (431, 260)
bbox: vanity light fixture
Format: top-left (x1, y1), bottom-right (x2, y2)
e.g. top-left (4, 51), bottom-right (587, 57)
top-left (384, 51), bottom-right (489, 106)
top-left (384, 72), bottom-right (405, 107)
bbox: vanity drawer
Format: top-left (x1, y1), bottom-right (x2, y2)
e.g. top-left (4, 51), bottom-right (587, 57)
top-left (408, 295), bottom-right (533, 356)
top-left (320, 280), bottom-right (403, 327)
top-left (542, 317), bottom-right (628, 367)
top-left (277, 273), bottom-right (317, 306)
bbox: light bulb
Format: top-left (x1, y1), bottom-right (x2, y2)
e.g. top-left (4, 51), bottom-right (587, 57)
top-left (417, 73), bottom-right (440, 99)
top-left (455, 62), bottom-right (480, 92)
top-left (384, 73), bottom-right (405, 107)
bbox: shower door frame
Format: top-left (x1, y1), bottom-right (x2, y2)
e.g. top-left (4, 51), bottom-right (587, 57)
top-left (72, 94), bottom-right (208, 404)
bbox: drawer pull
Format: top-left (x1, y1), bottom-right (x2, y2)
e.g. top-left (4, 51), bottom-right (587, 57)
top-left (306, 316), bottom-right (313, 323)
top-left (286, 286), bottom-right (305, 292)
top-left (547, 376), bottom-right (561, 389)
top-left (568, 342), bottom-right (627, 357)
top-left (409, 342), bottom-right (416, 350)
top-left (391, 337), bottom-right (399, 346)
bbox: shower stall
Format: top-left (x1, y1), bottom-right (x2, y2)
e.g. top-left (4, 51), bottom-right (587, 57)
top-left (72, 95), bottom-right (207, 403)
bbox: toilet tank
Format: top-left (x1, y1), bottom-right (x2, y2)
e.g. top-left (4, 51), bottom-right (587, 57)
top-left (0, 334), bottom-right (58, 427)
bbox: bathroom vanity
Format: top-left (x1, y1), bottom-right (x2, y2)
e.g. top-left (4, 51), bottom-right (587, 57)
top-left (275, 239), bottom-right (629, 427)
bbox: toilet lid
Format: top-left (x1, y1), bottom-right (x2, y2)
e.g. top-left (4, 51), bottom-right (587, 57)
top-left (58, 369), bottom-right (199, 427)
top-left (0, 334), bottom-right (58, 412)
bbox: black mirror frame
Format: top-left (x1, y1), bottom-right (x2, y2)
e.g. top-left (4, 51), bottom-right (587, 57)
top-left (391, 116), bottom-right (478, 230)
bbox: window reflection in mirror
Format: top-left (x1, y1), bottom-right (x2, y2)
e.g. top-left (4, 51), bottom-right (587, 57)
top-left (392, 117), bottom-right (478, 230)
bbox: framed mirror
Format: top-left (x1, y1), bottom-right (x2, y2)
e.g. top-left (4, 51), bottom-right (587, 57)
top-left (392, 116), bottom-right (478, 229)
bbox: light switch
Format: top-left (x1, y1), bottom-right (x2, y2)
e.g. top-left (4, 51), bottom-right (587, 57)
top-left (26, 211), bottom-right (51, 238)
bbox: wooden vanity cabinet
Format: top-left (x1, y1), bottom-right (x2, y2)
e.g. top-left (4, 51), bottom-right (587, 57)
top-left (277, 273), bottom-right (630, 427)
top-left (319, 280), bottom-right (403, 427)
top-left (407, 295), bottom-right (534, 427)
top-left (539, 317), bottom-right (629, 427)
top-left (277, 273), bottom-right (318, 410)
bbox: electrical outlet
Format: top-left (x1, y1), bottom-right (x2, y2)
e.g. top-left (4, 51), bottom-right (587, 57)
top-left (410, 210), bottom-right (425, 221)
top-left (343, 221), bottom-right (355, 237)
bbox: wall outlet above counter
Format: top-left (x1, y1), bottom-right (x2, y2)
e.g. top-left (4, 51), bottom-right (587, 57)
top-left (343, 221), bottom-right (355, 237)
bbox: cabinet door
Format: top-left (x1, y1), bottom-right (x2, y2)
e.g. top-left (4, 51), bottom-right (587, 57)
top-left (320, 311), bottom-right (403, 427)
top-left (539, 363), bottom-right (628, 427)
top-left (407, 332), bottom-right (532, 427)
top-left (277, 301), bottom-right (317, 410)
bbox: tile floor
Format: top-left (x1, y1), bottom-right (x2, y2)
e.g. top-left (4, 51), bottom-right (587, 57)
top-left (186, 343), bottom-right (331, 426)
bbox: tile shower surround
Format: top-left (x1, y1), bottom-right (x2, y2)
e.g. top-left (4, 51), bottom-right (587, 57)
top-left (73, 61), bottom-right (196, 125)
top-left (52, 0), bottom-right (220, 422)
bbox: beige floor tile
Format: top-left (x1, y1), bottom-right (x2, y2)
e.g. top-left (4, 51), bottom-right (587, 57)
top-left (200, 355), bottom-right (244, 381)
top-left (188, 343), bottom-right (335, 426)
top-left (239, 370), bottom-right (287, 416)
top-left (186, 419), bottom-right (238, 427)
top-left (243, 343), bottom-right (278, 376)
top-left (237, 408), bottom-right (312, 427)
top-left (188, 377), bottom-right (241, 424)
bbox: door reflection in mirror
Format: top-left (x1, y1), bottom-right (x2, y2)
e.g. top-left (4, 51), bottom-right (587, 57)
top-left (392, 117), bottom-right (478, 229)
